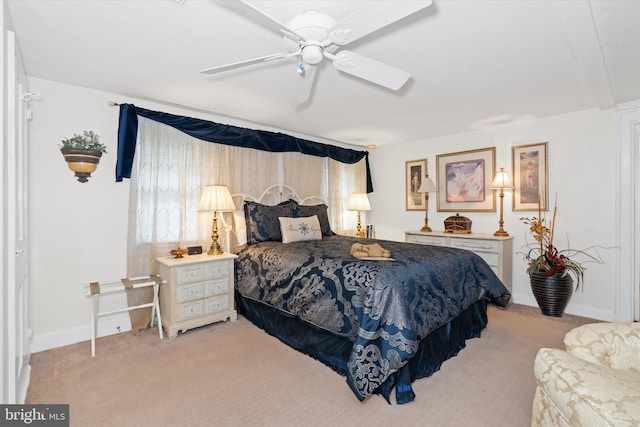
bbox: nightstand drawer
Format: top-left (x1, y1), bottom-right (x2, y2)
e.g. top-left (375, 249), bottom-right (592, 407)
top-left (176, 265), bottom-right (205, 284)
top-left (206, 295), bottom-right (230, 314)
top-left (406, 234), bottom-right (447, 246)
top-left (205, 262), bottom-right (230, 279)
top-left (451, 238), bottom-right (499, 252)
top-left (177, 283), bottom-right (205, 303)
top-left (206, 279), bottom-right (228, 296)
top-left (178, 301), bottom-right (205, 321)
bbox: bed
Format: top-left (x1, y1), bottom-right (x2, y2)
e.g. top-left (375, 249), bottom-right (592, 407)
top-left (227, 186), bottom-right (511, 404)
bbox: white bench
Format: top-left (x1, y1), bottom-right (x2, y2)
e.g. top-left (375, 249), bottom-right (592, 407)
top-left (83, 275), bottom-right (165, 357)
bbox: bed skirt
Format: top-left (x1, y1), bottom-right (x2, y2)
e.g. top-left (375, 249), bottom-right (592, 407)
top-left (235, 293), bottom-right (489, 404)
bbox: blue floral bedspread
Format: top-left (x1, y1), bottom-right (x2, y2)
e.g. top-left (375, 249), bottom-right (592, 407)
top-left (234, 235), bottom-right (510, 400)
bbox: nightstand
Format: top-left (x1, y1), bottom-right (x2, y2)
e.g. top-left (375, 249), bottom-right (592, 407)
top-left (156, 252), bottom-right (237, 338)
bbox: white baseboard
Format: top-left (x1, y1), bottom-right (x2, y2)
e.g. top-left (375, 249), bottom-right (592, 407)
top-left (511, 292), bottom-right (616, 322)
top-left (31, 313), bottom-right (132, 354)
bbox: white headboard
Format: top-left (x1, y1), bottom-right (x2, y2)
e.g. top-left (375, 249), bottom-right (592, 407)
top-left (220, 184), bottom-right (326, 253)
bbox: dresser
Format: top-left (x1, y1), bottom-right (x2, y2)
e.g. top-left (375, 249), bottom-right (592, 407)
top-left (405, 231), bottom-right (513, 292)
top-left (156, 252), bottom-right (237, 338)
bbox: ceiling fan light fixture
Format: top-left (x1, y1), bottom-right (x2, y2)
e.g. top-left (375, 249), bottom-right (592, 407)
top-left (301, 45), bottom-right (324, 65)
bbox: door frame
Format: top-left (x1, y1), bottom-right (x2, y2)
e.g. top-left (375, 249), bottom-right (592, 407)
top-left (617, 104), bottom-right (640, 321)
top-left (2, 29), bottom-right (31, 404)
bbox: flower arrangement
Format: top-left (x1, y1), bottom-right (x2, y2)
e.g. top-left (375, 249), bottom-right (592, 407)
top-left (60, 130), bottom-right (107, 153)
top-left (520, 196), bottom-right (600, 290)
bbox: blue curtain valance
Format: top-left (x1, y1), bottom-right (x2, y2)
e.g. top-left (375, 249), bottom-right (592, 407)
top-left (116, 103), bottom-right (373, 192)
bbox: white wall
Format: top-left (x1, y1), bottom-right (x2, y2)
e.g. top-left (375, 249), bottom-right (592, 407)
top-left (368, 108), bottom-right (619, 321)
top-left (28, 79), bottom-right (131, 352)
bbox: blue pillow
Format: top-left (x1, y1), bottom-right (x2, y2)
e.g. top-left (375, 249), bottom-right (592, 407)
top-left (291, 200), bottom-right (334, 236)
top-left (244, 199), bottom-right (296, 245)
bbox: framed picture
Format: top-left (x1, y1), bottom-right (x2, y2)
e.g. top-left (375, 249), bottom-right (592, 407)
top-left (405, 159), bottom-right (427, 210)
top-left (436, 147), bottom-right (496, 212)
top-left (512, 142), bottom-right (548, 211)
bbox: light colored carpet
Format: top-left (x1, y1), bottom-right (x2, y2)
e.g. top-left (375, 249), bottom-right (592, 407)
top-left (26, 304), bottom-right (596, 427)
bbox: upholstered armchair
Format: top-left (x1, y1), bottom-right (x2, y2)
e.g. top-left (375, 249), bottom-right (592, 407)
top-left (532, 322), bottom-right (640, 426)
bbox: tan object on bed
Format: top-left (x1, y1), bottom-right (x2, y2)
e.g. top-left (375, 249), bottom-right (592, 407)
top-left (350, 242), bottom-right (391, 259)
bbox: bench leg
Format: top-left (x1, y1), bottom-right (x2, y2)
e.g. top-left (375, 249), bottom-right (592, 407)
top-left (153, 283), bottom-right (163, 340)
top-left (91, 294), bottom-right (99, 357)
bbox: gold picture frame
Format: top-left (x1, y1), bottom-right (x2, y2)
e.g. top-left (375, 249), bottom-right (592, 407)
top-left (436, 147), bottom-right (496, 212)
top-left (512, 142), bottom-right (548, 211)
top-left (406, 159), bottom-right (427, 211)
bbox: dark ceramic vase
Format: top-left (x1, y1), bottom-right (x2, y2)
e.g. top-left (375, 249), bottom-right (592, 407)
top-left (530, 271), bottom-right (574, 317)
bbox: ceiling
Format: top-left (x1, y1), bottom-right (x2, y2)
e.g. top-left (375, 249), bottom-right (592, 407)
top-left (7, 0), bottom-right (640, 148)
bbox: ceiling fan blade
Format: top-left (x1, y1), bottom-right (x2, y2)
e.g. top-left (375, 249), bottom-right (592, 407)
top-left (328, 0), bottom-right (432, 46)
top-left (291, 65), bottom-right (318, 105)
top-left (200, 51), bottom-right (298, 74)
top-left (331, 50), bottom-right (410, 91)
top-left (222, 0), bottom-right (306, 43)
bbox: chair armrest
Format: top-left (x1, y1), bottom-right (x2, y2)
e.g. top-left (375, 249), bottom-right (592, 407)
top-left (534, 348), bottom-right (640, 426)
top-left (563, 322), bottom-right (640, 371)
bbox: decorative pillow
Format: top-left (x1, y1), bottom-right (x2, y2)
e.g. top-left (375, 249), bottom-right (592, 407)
top-left (290, 200), bottom-right (334, 236)
top-left (244, 199), bottom-right (295, 245)
top-left (279, 215), bottom-right (322, 243)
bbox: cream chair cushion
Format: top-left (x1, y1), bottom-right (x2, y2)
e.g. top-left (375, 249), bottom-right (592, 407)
top-left (564, 322), bottom-right (640, 372)
top-left (532, 322), bottom-right (640, 427)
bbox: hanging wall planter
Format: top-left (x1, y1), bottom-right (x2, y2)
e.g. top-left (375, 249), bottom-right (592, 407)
top-left (60, 131), bottom-right (107, 183)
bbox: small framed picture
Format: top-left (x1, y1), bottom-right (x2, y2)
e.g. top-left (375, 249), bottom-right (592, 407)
top-left (512, 142), bottom-right (548, 211)
top-left (436, 147), bottom-right (496, 212)
top-left (406, 159), bottom-right (427, 211)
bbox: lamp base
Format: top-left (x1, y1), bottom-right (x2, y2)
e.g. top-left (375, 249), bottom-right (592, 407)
top-left (207, 211), bottom-right (224, 255)
top-left (493, 230), bottom-right (509, 237)
top-left (420, 226), bottom-right (432, 232)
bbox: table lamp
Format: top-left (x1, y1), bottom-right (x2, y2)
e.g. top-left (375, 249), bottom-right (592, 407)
top-left (198, 185), bottom-right (236, 255)
top-left (489, 168), bottom-right (514, 236)
top-left (418, 175), bottom-right (437, 232)
top-left (347, 192), bottom-right (371, 238)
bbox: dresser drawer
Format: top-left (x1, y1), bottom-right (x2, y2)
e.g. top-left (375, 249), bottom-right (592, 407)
top-left (406, 234), bottom-right (447, 246)
top-left (205, 295), bottom-right (230, 314)
top-left (178, 300), bottom-right (205, 321)
top-left (472, 252), bottom-right (499, 268)
top-left (450, 238), bottom-right (499, 253)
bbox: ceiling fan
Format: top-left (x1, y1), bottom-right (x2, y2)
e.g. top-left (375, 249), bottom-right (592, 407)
top-left (201, 0), bottom-right (432, 105)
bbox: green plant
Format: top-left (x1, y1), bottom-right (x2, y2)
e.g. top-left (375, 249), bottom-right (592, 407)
top-left (520, 196), bottom-right (602, 290)
top-left (60, 130), bottom-right (107, 153)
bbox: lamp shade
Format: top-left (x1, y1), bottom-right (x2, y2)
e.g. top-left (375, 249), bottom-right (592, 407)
top-left (489, 168), bottom-right (514, 189)
top-left (418, 176), bottom-right (437, 193)
top-left (198, 185), bottom-right (235, 212)
top-left (347, 192), bottom-right (371, 211)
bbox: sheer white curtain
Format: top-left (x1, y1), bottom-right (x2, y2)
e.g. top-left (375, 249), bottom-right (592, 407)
top-left (128, 119), bottom-right (367, 276)
top-left (328, 158), bottom-right (367, 232)
top-left (127, 118), bottom-right (217, 275)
